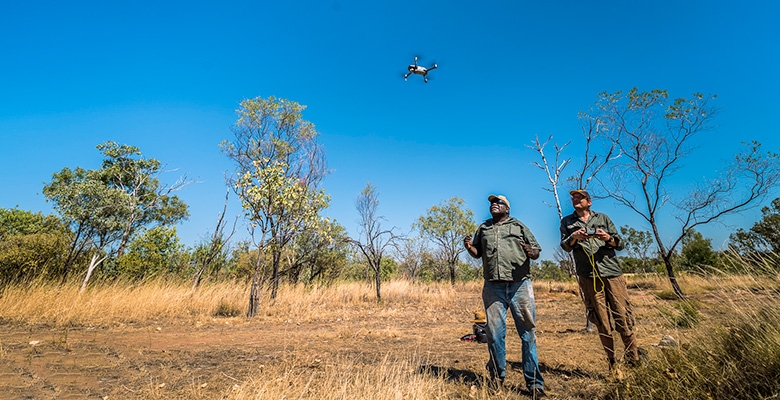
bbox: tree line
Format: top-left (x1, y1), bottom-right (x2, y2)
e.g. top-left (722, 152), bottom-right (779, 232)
top-left (2, 90), bottom-right (779, 310)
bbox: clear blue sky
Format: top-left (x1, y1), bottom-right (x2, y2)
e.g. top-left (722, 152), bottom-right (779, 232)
top-left (2, 0), bottom-right (778, 260)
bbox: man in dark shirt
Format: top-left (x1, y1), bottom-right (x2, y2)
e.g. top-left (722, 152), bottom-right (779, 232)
top-left (560, 189), bottom-right (642, 377)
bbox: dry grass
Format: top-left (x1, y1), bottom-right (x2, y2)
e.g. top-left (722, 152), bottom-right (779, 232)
top-left (0, 279), bottom-right (473, 327)
top-left (0, 279), bottom-right (246, 326)
top-left (228, 354), bottom-right (468, 400)
top-left (1, 271), bottom-right (779, 399)
top-left (615, 259), bottom-right (780, 400)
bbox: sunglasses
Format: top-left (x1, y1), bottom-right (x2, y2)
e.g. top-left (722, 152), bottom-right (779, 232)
top-left (490, 199), bottom-right (507, 206)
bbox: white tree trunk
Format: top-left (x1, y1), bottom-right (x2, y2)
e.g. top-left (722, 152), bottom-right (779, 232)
top-left (80, 252), bottom-right (107, 293)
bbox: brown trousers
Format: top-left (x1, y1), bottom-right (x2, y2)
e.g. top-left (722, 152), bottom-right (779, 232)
top-left (579, 275), bottom-right (635, 336)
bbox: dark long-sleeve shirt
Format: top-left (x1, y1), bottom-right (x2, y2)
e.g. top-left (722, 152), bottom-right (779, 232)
top-left (560, 211), bottom-right (624, 277)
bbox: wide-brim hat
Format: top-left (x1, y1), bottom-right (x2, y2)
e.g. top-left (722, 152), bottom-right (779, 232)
top-left (471, 311), bottom-right (487, 324)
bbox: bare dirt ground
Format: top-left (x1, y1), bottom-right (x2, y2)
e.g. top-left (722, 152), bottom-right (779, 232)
top-left (0, 284), bottom-right (674, 399)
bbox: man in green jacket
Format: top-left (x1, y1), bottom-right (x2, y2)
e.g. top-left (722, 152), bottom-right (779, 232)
top-left (559, 189), bottom-right (642, 376)
top-left (464, 194), bottom-right (546, 398)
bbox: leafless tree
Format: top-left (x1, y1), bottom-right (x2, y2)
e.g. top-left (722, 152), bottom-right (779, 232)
top-left (351, 183), bottom-right (401, 301)
top-left (529, 133), bottom-right (615, 332)
top-left (396, 237), bottom-right (427, 282)
top-left (529, 135), bottom-right (571, 221)
top-left (191, 189), bottom-right (239, 291)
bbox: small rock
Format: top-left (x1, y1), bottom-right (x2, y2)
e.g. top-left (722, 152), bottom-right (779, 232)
top-left (658, 334), bottom-right (680, 348)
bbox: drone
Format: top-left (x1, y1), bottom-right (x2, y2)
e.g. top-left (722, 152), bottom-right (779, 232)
top-left (404, 56), bottom-right (437, 83)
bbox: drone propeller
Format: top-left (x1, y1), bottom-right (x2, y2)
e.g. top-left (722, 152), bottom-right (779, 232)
top-left (409, 53), bottom-right (425, 65)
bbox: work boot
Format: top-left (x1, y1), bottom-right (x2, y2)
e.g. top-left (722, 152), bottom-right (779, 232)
top-left (627, 347), bottom-right (650, 368)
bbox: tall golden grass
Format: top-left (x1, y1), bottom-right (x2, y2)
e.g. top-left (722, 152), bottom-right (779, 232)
top-left (2, 262), bottom-right (779, 399)
top-left (0, 279), bottom-right (472, 327)
top-left (617, 254), bottom-right (780, 400)
top-left (228, 354), bottom-right (478, 400)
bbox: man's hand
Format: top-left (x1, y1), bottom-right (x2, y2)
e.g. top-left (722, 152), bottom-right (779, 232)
top-left (521, 242), bottom-right (540, 260)
top-left (571, 228), bottom-right (588, 241)
top-left (464, 236), bottom-right (480, 258)
top-left (594, 228), bottom-right (611, 242)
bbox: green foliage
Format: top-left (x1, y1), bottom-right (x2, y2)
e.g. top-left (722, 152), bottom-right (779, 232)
top-left (397, 240), bottom-right (436, 283)
top-left (730, 197), bottom-right (780, 255)
top-left (236, 160), bottom-right (329, 240)
top-left (618, 225), bottom-right (656, 273)
top-left (532, 260), bottom-right (570, 281)
top-left (41, 142), bottom-right (188, 284)
top-left (0, 207), bottom-right (66, 239)
top-left (43, 166), bottom-right (130, 246)
top-left (619, 256), bottom-right (661, 274)
top-left (115, 226), bottom-right (185, 280)
top-left (679, 229), bottom-right (720, 271)
top-left (658, 300), bottom-right (701, 328)
top-left (96, 142), bottom-right (189, 256)
top-left (189, 237), bottom-right (236, 281)
top-left (414, 197), bottom-right (476, 285)
top-left (286, 218), bottom-right (350, 285)
top-left (231, 244), bottom-right (266, 282)
top-left (455, 260), bottom-right (481, 282)
top-left (0, 208), bottom-right (75, 283)
top-left (223, 96), bottom-right (329, 302)
top-left (380, 257), bottom-right (398, 281)
top-left (623, 305), bottom-right (780, 399)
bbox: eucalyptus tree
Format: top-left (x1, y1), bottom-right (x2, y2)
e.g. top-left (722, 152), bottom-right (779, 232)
top-left (43, 142), bottom-right (189, 290)
top-left (586, 88), bottom-right (780, 298)
top-left (730, 197), bottom-right (780, 255)
top-left (43, 166), bottom-right (131, 289)
top-left (414, 197), bottom-right (476, 285)
top-left (97, 142), bottom-right (189, 258)
top-left (285, 218), bottom-right (350, 284)
top-left (619, 225), bottom-right (655, 272)
top-left (222, 96), bottom-right (330, 311)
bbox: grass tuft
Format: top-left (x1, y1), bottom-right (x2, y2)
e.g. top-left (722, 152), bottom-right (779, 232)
top-left (618, 253), bottom-right (780, 400)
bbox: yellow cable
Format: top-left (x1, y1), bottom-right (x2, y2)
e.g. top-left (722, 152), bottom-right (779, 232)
top-left (583, 237), bottom-right (604, 294)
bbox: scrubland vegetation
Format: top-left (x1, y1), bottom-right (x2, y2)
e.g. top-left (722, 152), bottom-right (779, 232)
top-left (3, 92), bottom-right (780, 398)
top-left (1, 256), bottom-right (778, 399)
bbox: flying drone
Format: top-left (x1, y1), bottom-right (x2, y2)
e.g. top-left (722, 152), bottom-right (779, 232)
top-left (404, 56), bottom-right (437, 83)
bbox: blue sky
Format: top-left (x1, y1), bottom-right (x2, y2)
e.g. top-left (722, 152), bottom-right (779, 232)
top-left (1, 0), bottom-right (778, 260)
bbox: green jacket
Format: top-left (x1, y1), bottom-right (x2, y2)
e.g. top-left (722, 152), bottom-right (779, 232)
top-left (472, 216), bottom-right (540, 282)
top-left (559, 211), bottom-right (624, 277)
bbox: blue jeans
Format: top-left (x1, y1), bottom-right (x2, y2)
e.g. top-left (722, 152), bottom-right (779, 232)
top-left (482, 279), bottom-right (544, 390)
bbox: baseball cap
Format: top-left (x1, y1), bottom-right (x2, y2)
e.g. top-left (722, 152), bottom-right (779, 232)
top-left (488, 195), bottom-right (510, 208)
top-left (569, 189), bottom-right (591, 199)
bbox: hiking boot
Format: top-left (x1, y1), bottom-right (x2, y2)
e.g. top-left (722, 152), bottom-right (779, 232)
top-left (530, 386), bottom-right (547, 398)
top-left (627, 347), bottom-right (650, 368)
